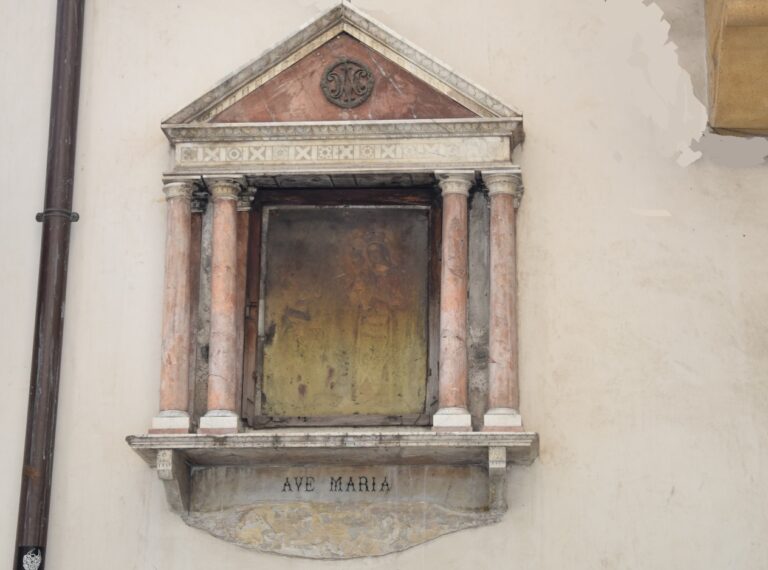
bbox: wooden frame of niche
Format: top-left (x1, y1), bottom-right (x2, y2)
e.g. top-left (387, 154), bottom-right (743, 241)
top-left (239, 186), bottom-right (443, 428)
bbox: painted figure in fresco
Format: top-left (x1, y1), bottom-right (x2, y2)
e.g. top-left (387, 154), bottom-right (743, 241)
top-left (343, 224), bottom-right (411, 404)
top-left (264, 209), bottom-right (426, 416)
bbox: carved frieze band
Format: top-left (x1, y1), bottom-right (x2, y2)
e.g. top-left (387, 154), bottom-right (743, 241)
top-left (175, 137), bottom-right (509, 170)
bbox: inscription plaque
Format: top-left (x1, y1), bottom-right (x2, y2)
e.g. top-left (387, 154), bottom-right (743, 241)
top-left (280, 474), bottom-right (391, 493)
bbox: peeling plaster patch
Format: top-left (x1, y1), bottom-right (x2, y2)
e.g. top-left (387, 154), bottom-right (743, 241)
top-left (599, 0), bottom-right (708, 164)
top-left (677, 145), bottom-right (702, 167)
top-left (691, 132), bottom-right (768, 168)
top-left (646, 0), bottom-right (768, 166)
top-left (650, 0), bottom-right (707, 103)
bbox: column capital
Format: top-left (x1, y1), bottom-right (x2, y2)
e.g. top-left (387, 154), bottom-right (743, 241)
top-left (191, 190), bottom-right (209, 214)
top-left (237, 187), bottom-right (257, 212)
top-left (436, 170), bottom-right (475, 196)
top-left (207, 177), bottom-right (243, 200)
top-left (482, 170), bottom-right (524, 208)
top-left (162, 180), bottom-right (195, 201)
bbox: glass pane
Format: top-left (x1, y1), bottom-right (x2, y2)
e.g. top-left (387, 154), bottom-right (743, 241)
top-left (262, 206), bottom-right (429, 417)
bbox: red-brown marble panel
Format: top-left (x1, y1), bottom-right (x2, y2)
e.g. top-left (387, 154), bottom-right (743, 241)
top-left (212, 33), bottom-right (477, 122)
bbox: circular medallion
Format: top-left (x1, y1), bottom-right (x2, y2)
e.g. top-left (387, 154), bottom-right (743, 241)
top-left (321, 58), bottom-right (375, 109)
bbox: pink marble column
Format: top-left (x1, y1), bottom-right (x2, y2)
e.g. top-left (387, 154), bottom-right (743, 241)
top-left (433, 171), bottom-right (474, 431)
top-left (151, 180), bottom-right (195, 434)
top-left (234, 192), bottom-right (254, 415)
top-left (199, 179), bottom-right (241, 434)
top-left (483, 171), bottom-right (524, 431)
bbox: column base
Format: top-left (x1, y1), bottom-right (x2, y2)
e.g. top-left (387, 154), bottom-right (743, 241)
top-left (149, 411), bottom-right (191, 434)
top-left (198, 410), bottom-right (241, 435)
top-left (432, 407), bottom-right (472, 431)
top-left (482, 408), bottom-right (523, 432)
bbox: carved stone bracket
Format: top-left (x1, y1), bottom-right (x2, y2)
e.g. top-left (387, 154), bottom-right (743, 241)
top-left (156, 449), bottom-right (191, 514)
top-left (488, 446), bottom-right (507, 513)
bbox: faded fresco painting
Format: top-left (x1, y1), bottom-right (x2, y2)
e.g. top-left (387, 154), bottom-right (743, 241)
top-left (262, 207), bottom-right (429, 417)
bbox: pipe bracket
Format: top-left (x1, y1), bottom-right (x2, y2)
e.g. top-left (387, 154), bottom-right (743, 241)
top-left (35, 209), bottom-right (80, 222)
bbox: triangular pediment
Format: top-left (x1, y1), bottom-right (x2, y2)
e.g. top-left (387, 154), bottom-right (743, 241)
top-left (164, 2), bottom-right (519, 126)
top-left (210, 33), bottom-right (477, 123)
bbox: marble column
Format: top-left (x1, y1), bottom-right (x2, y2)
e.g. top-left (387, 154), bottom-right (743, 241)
top-left (482, 171), bottom-right (524, 431)
top-left (433, 171), bottom-right (474, 431)
top-left (199, 178), bottom-right (242, 434)
top-left (234, 191), bottom-right (254, 416)
top-left (151, 180), bottom-right (195, 434)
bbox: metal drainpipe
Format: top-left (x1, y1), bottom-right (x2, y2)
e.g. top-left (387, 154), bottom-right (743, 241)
top-left (14, 1), bottom-right (85, 569)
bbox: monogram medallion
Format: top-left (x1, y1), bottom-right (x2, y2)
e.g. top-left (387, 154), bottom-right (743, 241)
top-left (321, 58), bottom-right (375, 108)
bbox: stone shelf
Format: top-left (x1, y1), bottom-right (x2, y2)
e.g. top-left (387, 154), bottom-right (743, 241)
top-left (126, 427), bottom-right (538, 468)
top-left (126, 427), bottom-right (538, 558)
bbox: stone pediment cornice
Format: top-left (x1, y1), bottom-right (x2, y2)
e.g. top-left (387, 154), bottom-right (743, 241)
top-left (163, 117), bottom-right (523, 144)
top-left (163, 1), bottom-right (521, 128)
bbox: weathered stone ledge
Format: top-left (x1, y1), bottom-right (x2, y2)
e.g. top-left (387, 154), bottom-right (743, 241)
top-left (126, 428), bottom-right (538, 467)
top-left (162, 117), bottom-right (523, 143)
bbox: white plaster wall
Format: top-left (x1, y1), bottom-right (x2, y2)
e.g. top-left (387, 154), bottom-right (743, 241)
top-left (2, 1), bottom-right (767, 569)
top-left (0, 0), bottom-right (56, 564)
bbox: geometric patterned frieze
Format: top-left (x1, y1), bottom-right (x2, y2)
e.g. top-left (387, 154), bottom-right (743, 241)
top-left (172, 136), bottom-right (512, 174)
